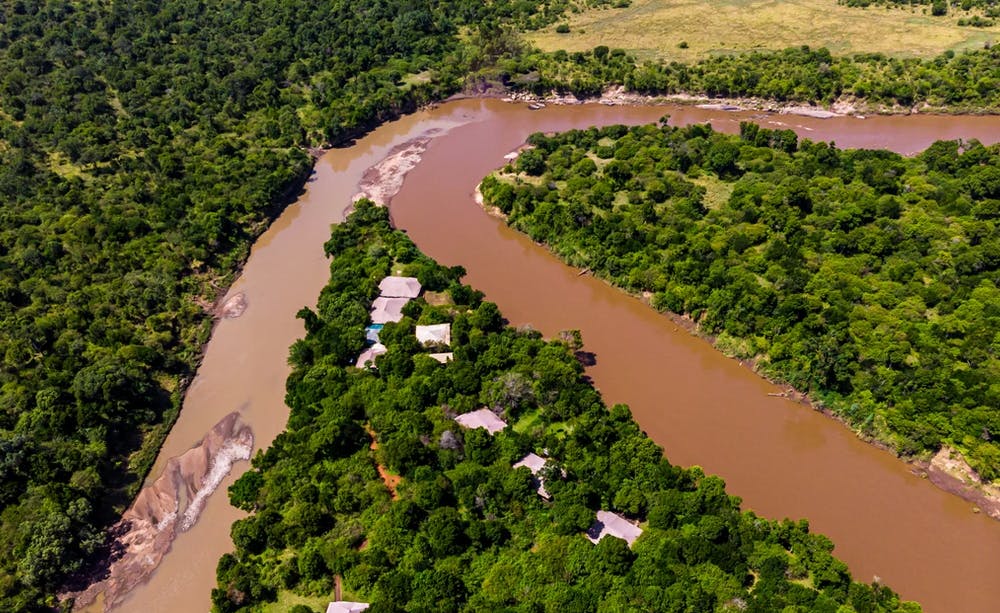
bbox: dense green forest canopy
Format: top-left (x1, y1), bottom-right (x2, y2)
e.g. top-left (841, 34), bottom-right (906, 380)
top-left (213, 202), bottom-right (919, 613)
top-left (3, 0), bottom-right (1000, 608)
top-left (838, 0), bottom-right (997, 14)
top-left (480, 122), bottom-right (1000, 480)
top-left (0, 0), bottom-right (559, 607)
top-left (506, 44), bottom-right (1000, 111)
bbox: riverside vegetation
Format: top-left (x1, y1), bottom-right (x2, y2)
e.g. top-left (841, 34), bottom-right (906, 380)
top-left (213, 201), bottom-right (919, 613)
top-left (479, 122), bottom-right (1000, 482)
top-left (3, 0), bottom-right (1000, 609)
top-left (504, 44), bottom-right (1000, 113)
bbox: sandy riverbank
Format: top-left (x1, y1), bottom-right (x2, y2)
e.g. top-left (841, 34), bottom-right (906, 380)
top-left (487, 85), bottom-right (958, 119)
top-left (65, 413), bottom-right (253, 611)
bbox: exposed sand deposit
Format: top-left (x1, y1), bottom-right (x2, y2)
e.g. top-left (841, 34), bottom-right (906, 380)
top-left (219, 292), bottom-right (248, 319)
top-left (920, 446), bottom-right (1000, 520)
top-left (66, 413), bottom-right (253, 611)
top-left (354, 129), bottom-right (445, 206)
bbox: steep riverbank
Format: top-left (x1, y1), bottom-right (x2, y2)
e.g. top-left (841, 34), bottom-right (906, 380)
top-left (488, 85), bottom-right (996, 118)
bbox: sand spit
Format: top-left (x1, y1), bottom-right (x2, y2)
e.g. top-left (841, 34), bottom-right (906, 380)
top-left (66, 413), bottom-right (253, 611)
top-left (354, 128), bottom-right (445, 206)
top-left (219, 292), bottom-right (247, 319)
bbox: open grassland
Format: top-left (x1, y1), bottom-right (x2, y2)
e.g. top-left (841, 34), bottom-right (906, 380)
top-left (529, 0), bottom-right (1000, 61)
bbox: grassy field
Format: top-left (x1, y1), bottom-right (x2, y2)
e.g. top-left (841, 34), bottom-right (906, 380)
top-left (528, 0), bottom-right (1000, 61)
top-left (262, 590), bottom-right (333, 613)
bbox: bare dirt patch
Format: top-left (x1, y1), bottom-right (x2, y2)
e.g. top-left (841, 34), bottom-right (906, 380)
top-left (365, 426), bottom-right (401, 499)
top-left (916, 446), bottom-right (1000, 519)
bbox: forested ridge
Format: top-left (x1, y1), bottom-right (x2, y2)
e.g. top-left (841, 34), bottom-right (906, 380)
top-left (480, 122), bottom-right (1000, 482)
top-left (213, 201), bottom-right (918, 613)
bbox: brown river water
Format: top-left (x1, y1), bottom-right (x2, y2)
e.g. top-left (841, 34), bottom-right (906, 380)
top-left (101, 100), bottom-right (1000, 612)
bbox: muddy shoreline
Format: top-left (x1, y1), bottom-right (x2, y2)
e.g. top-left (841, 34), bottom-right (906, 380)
top-left (452, 84), bottom-right (1000, 119)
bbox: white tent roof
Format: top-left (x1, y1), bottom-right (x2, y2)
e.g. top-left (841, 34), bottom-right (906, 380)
top-left (514, 453), bottom-right (551, 500)
top-left (454, 408), bottom-right (507, 435)
top-left (379, 276), bottom-right (421, 298)
top-left (513, 453), bottom-right (546, 474)
top-left (428, 352), bottom-right (454, 363)
top-left (514, 452), bottom-right (551, 499)
top-left (355, 343), bottom-right (387, 368)
top-left (370, 297), bottom-right (409, 324)
top-left (586, 510), bottom-right (643, 546)
top-left (327, 603), bottom-right (369, 613)
top-left (416, 323), bottom-right (451, 346)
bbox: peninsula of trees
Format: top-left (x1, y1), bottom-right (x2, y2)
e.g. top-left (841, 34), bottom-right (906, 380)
top-left (480, 122), bottom-right (1000, 481)
top-left (213, 202), bottom-right (918, 613)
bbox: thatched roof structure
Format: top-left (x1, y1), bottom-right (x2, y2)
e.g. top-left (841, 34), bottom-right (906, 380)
top-left (355, 343), bottom-right (387, 368)
top-left (370, 297), bottom-right (409, 324)
top-left (415, 323), bottom-right (451, 346)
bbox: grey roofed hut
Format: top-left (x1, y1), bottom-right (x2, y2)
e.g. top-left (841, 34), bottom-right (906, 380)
top-left (513, 452), bottom-right (551, 499)
top-left (379, 276), bottom-right (421, 298)
top-left (370, 296), bottom-right (409, 324)
top-left (428, 352), bottom-right (453, 363)
top-left (454, 408), bottom-right (507, 435)
top-left (586, 510), bottom-right (643, 546)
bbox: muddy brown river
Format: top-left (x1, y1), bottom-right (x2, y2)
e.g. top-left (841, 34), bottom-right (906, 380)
top-left (105, 100), bottom-right (1000, 612)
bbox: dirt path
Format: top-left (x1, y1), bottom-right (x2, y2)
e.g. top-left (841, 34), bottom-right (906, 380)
top-left (365, 425), bottom-right (400, 499)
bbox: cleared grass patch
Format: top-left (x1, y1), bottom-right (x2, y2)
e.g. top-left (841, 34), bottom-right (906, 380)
top-left (262, 590), bottom-right (334, 613)
top-left (399, 70), bottom-right (433, 91)
top-left (48, 151), bottom-right (89, 179)
top-left (529, 0), bottom-right (1000, 61)
top-left (690, 174), bottom-right (735, 210)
